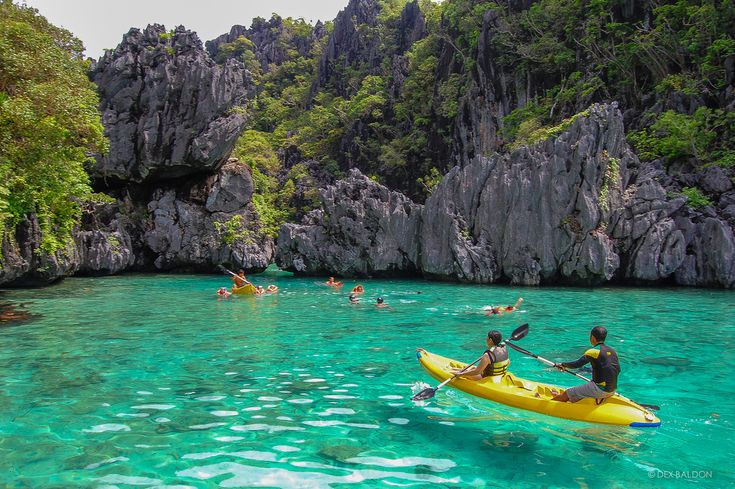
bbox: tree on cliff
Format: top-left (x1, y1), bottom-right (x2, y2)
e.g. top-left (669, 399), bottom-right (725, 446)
top-left (0, 0), bottom-right (107, 253)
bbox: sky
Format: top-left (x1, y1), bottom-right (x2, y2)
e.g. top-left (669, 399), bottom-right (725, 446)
top-left (19, 0), bottom-right (350, 59)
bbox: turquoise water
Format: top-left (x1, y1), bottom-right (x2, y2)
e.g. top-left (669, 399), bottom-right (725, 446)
top-left (0, 271), bottom-right (733, 488)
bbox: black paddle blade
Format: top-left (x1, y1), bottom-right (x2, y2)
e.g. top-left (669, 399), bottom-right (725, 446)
top-left (411, 387), bottom-right (438, 401)
top-left (510, 323), bottom-right (529, 341)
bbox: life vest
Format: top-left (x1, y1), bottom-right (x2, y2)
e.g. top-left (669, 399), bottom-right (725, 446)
top-left (482, 345), bottom-right (510, 377)
top-left (585, 343), bottom-right (620, 392)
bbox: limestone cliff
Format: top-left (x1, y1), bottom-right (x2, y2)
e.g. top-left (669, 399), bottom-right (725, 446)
top-left (277, 104), bottom-right (735, 288)
top-left (276, 169), bottom-right (422, 276)
top-left (89, 24), bottom-right (252, 184)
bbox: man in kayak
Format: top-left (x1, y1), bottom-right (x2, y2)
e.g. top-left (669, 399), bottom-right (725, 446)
top-left (552, 326), bottom-right (620, 403)
top-left (232, 269), bottom-right (252, 288)
top-left (451, 330), bottom-right (510, 381)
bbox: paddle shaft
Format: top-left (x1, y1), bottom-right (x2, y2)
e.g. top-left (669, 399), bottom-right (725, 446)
top-left (505, 340), bottom-right (659, 411)
top-left (505, 341), bottom-right (591, 382)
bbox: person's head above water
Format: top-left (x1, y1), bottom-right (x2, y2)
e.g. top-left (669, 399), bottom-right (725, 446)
top-left (486, 330), bottom-right (502, 346)
top-left (377, 297), bottom-right (384, 304)
top-left (590, 325), bottom-right (607, 343)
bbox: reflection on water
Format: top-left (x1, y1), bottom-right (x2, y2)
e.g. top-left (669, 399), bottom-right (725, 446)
top-left (0, 300), bottom-right (36, 325)
top-left (0, 275), bottom-right (732, 487)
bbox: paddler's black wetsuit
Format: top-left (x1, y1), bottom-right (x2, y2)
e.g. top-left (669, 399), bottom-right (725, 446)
top-left (560, 343), bottom-right (620, 393)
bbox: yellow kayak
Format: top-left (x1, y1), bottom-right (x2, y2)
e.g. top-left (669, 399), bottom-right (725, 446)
top-left (416, 349), bottom-right (660, 427)
top-left (231, 284), bottom-right (257, 295)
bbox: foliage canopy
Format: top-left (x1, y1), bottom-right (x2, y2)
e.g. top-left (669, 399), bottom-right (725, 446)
top-left (0, 0), bottom-right (107, 253)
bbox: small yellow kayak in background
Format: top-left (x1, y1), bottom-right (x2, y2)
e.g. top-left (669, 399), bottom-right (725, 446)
top-left (416, 349), bottom-right (660, 427)
top-left (232, 284), bottom-right (257, 295)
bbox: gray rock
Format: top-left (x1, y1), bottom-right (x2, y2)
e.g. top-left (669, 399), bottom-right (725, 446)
top-left (316, 0), bottom-right (425, 97)
top-left (0, 215), bottom-right (79, 286)
top-left (276, 169), bottom-right (422, 276)
top-left (0, 158), bottom-right (267, 285)
top-left (317, 0), bottom-right (382, 96)
top-left (143, 162), bottom-right (272, 271)
top-left (674, 217), bottom-right (735, 287)
top-left (89, 24), bottom-right (253, 183)
top-left (75, 202), bottom-right (136, 275)
top-left (699, 165), bottom-right (733, 194)
top-left (275, 104), bottom-right (735, 288)
top-left (205, 159), bottom-right (254, 213)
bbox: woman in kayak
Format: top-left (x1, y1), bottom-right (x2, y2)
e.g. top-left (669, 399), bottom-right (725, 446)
top-left (451, 330), bottom-right (510, 381)
top-left (552, 326), bottom-right (620, 403)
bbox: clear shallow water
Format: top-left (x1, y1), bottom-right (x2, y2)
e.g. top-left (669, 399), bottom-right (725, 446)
top-left (0, 271), bottom-right (733, 488)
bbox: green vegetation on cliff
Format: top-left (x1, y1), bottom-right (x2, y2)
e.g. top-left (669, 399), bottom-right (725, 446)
top-left (213, 0), bottom-right (734, 236)
top-left (496, 0), bottom-right (735, 169)
top-left (0, 1), bottom-right (107, 252)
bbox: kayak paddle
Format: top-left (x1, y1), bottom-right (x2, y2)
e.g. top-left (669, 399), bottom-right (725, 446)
top-left (504, 337), bottom-right (660, 411)
top-left (411, 323), bottom-right (529, 401)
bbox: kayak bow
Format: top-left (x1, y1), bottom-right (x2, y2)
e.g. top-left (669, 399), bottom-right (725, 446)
top-left (232, 284), bottom-right (257, 295)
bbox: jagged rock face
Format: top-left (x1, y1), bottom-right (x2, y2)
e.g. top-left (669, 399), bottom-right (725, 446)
top-left (89, 24), bottom-right (253, 183)
top-left (143, 160), bottom-right (272, 271)
top-left (422, 104), bottom-right (731, 287)
top-left (0, 216), bottom-right (80, 286)
top-left (0, 159), bottom-right (271, 286)
top-left (276, 105), bottom-right (735, 288)
top-left (674, 217), bottom-right (735, 287)
top-left (75, 201), bottom-right (136, 276)
top-left (424, 105), bottom-right (636, 285)
top-left (318, 0), bottom-right (426, 97)
top-left (318, 0), bottom-right (381, 96)
top-left (276, 169), bottom-right (422, 276)
top-left (396, 1), bottom-right (428, 53)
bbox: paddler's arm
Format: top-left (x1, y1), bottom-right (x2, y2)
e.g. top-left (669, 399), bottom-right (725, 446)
top-left (557, 351), bottom-right (594, 370)
top-left (454, 354), bottom-right (490, 378)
